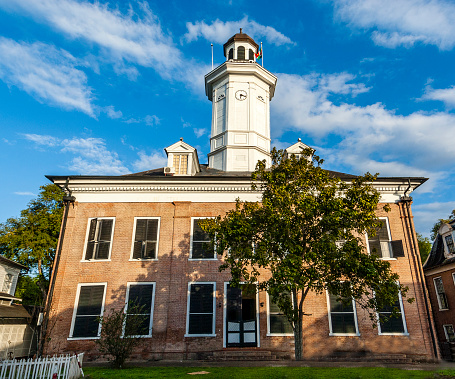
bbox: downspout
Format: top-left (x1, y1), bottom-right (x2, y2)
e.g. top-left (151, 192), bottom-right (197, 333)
top-left (39, 178), bottom-right (75, 356)
top-left (401, 179), bottom-right (439, 360)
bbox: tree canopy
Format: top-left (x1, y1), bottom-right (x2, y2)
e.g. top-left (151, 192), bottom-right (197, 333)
top-left (201, 148), bottom-right (409, 360)
top-left (0, 184), bottom-right (64, 299)
top-left (416, 233), bottom-right (432, 264)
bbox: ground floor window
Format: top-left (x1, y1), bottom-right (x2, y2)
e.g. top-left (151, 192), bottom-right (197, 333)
top-left (267, 293), bottom-right (293, 335)
top-left (70, 283), bottom-right (106, 338)
top-left (444, 325), bottom-right (455, 342)
top-left (186, 282), bottom-right (215, 336)
top-left (125, 283), bottom-right (155, 337)
top-left (377, 289), bottom-right (408, 335)
top-left (326, 291), bottom-right (359, 335)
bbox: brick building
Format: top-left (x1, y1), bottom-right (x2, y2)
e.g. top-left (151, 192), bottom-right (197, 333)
top-left (44, 31), bottom-right (438, 361)
top-left (423, 220), bottom-right (455, 360)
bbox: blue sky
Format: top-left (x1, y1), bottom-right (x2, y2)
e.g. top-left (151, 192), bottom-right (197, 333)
top-left (0, 0), bottom-right (454, 238)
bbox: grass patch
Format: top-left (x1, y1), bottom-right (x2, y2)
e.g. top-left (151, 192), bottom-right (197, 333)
top-left (84, 366), bottom-right (455, 379)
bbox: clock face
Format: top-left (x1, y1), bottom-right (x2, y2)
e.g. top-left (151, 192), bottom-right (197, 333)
top-left (235, 90), bottom-right (247, 101)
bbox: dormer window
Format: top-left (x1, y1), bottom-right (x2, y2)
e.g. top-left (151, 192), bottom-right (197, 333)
top-left (237, 46), bottom-right (245, 60)
top-left (249, 49), bottom-right (254, 60)
top-left (173, 154), bottom-right (188, 175)
top-left (446, 234), bottom-right (455, 254)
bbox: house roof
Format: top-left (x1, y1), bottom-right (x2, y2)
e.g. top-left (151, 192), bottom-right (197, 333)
top-left (0, 255), bottom-right (27, 270)
top-left (423, 222), bottom-right (455, 270)
top-left (0, 292), bottom-right (20, 301)
top-left (0, 303), bottom-right (31, 319)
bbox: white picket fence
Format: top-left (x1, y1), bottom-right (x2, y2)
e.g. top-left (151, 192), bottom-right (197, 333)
top-left (0, 353), bottom-right (84, 379)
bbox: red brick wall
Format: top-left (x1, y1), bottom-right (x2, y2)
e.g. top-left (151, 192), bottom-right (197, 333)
top-left (45, 201), bottom-right (436, 361)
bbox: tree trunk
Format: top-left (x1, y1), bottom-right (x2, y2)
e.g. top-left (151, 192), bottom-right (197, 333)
top-left (294, 312), bottom-right (304, 360)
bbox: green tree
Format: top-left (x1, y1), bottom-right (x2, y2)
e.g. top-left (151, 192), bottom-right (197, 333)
top-left (201, 148), bottom-right (409, 361)
top-left (15, 275), bottom-right (44, 306)
top-left (431, 209), bottom-right (455, 241)
top-left (416, 233), bottom-right (432, 264)
top-left (96, 306), bottom-right (145, 369)
top-left (0, 184), bottom-right (64, 299)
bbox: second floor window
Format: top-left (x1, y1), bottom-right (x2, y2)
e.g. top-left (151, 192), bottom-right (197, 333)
top-left (85, 218), bottom-right (114, 260)
top-left (367, 219), bottom-right (404, 259)
top-left (434, 277), bottom-right (449, 310)
top-left (132, 218), bottom-right (160, 260)
top-left (190, 218), bottom-right (214, 259)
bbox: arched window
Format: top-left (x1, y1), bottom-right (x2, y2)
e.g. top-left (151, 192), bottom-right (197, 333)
top-left (249, 49), bottom-right (254, 61)
top-left (228, 48), bottom-right (233, 60)
top-left (237, 46), bottom-right (245, 60)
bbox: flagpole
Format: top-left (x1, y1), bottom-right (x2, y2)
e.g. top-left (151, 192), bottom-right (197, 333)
top-left (211, 43), bottom-right (213, 70)
top-left (261, 42), bottom-right (263, 67)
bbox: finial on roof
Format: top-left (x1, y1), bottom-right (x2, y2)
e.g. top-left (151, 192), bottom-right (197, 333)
top-left (298, 138), bottom-right (301, 142)
top-left (180, 137), bottom-right (183, 141)
top-left (240, 28), bottom-right (242, 34)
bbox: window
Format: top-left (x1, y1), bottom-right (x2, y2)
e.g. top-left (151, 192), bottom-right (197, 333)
top-left (84, 218), bottom-right (114, 260)
top-left (2, 273), bottom-right (13, 293)
top-left (173, 154), bottom-right (188, 175)
top-left (367, 218), bottom-right (404, 259)
top-left (377, 290), bottom-right (408, 334)
top-left (444, 325), bottom-right (455, 342)
top-left (186, 283), bottom-right (216, 336)
top-left (446, 234), bottom-right (455, 254)
top-left (267, 293), bottom-right (293, 335)
top-left (228, 48), bottom-right (233, 60)
top-left (131, 218), bottom-right (160, 260)
top-left (249, 49), bottom-right (254, 60)
top-left (434, 277), bottom-right (449, 310)
top-left (124, 283), bottom-right (155, 337)
top-left (190, 218), bottom-right (214, 259)
top-left (237, 46), bottom-right (245, 60)
top-left (326, 292), bottom-right (359, 335)
top-left (70, 284), bottom-right (106, 339)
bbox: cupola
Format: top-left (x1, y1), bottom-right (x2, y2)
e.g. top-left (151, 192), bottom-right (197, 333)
top-left (223, 28), bottom-right (259, 62)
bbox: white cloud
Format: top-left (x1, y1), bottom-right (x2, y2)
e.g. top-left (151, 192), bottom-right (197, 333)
top-left (272, 72), bottom-right (455, 191)
top-left (331, 0), bottom-right (455, 49)
top-left (14, 191), bottom-right (36, 196)
top-left (421, 85), bottom-right (455, 108)
top-left (103, 105), bottom-right (123, 119)
top-left (22, 134), bottom-right (60, 147)
top-left (123, 115), bottom-right (160, 126)
top-left (0, 38), bottom-right (94, 115)
top-left (183, 16), bottom-right (295, 46)
top-left (24, 133), bottom-right (130, 175)
top-left (132, 150), bottom-right (167, 171)
top-left (61, 137), bottom-right (130, 175)
top-left (193, 128), bottom-right (207, 138)
top-left (413, 201), bottom-right (455, 237)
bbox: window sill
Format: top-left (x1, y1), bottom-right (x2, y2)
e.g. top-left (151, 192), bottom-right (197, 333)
top-left (122, 335), bottom-right (153, 338)
top-left (188, 258), bottom-right (218, 261)
top-left (329, 333), bottom-right (360, 337)
top-left (378, 332), bottom-right (409, 336)
top-left (128, 259), bottom-right (158, 262)
top-left (80, 259), bottom-right (111, 262)
top-left (184, 334), bottom-right (216, 338)
top-left (380, 258), bottom-right (397, 261)
top-left (266, 333), bottom-right (294, 337)
top-left (67, 337), bottom-right (100, 341)
top-left (439, 308), bottom-right (450, 311)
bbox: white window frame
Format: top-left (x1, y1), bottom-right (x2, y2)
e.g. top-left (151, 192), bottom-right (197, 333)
top-left (434, 276), bottom-right (449, 310)
top-left (444, 233), bottom-right (455, 255)
top-left (444, 324), bottom-right (455, 342)
top-left (129, 217), bottom-right (160, 261)
top-left (189, 217), bottom-right (216, 260)
top-left (68, 282), bottom-right (107, 340)
top-left (325, 290), bottom-right (360, 336)
top-left (377, 285), bottom-right (409, 335)
top-left (185, 282), bottom-right (216, 337)
top-left (365, 217), bottom-right (396, 260)
top-left (2, 273), bottom-right (13, 293)
top-left (266, 292), bottom-right (294, 336)
top-left (452, 272), bottom-right (455, 286)
top-left (123, 282), bottom-right (156, 338)
top-left (81, 217), bottom-right (115, 262)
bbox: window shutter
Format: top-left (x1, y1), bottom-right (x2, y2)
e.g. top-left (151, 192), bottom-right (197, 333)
top-left (249, 49), bottom-right (254, 60)
top-left (135, 220), bottom-right (147, 242)
top-left (228, 48), bottom-right (233, 60)
top-left (133, 241), bottom-right (143, 259)
top-left (146, 219), bottom-right (158, 241)
top-left (85, 219), bottom-right (97, 260)
top-left (99, 219), bottom-right (113, 241)
top-left (391, 240), bottom-right (405, 257)
top-left (377, 220), bottom-right (389, 240)
top-left (237, 46), bottom-right (245, 60)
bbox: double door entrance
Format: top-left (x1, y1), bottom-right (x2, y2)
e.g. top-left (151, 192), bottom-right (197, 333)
top-left (226, 284), bottom-right (258, 347)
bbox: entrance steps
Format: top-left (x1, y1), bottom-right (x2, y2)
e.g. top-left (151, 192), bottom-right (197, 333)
top-left (200, 349), bottom-right (291, 361)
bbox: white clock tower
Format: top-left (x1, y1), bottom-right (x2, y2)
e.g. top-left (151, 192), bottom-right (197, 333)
top-left (205, 30), bottom-right (277, 171)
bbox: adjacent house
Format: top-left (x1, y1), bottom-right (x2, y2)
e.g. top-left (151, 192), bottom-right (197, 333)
top-left (44, 31), bottom-right (438, 362)
top-left (423, 220), bottom-right (455, 360)
top-left (0, 256), bottom-right (36, 359)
